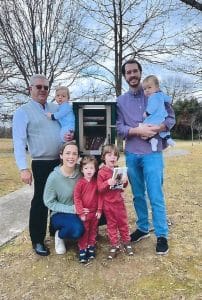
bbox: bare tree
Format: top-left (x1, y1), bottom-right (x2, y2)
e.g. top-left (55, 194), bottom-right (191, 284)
top-left (161, 75), bottom-right (193, 102)
top-left (179, 27), bottom-right (201, 78)
top-left (169, 24), bottom-right (202, 102)
top-left (179, 0), bottom-right (202, 11)
top-left (0, 0), bottom-right (95, 97)
top-left (74, 0), bottom-right (184, 150)
top-left (75, 0), bottom-right (182, 98)
top-left (154, 1), bottom-right (202, 101)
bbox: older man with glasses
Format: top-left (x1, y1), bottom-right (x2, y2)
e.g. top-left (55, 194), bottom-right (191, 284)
top-left (12, 74), bottom-right (73, 256)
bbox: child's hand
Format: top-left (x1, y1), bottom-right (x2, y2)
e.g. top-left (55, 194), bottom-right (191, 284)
top-left (121, 192), bottom-right (126, 200)
top-left (143, 112), bottom-right (147, 119)
top-left (96, 211), bottom-right (101, 219)
top-left (108, 178), bottom-right (116, 186)
top-left (122, 175), bottom-right (128, 184)
top-left (64, 130), bottom-right (74, 142)
top-left (80, 214), bottom-right (86, 221)
top-left (46, 112), bottom-right (52, 119)
top-left (83, 208), bottom-right (90, 214)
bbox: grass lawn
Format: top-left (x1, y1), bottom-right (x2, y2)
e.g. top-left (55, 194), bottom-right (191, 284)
top-left (0, 138), bottom-right (25, 196)
top-left (0, 139), bottom-right (201, 299)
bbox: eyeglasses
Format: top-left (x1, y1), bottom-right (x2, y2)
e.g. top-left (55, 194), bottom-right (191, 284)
top-left (32, 85), bottom-right (49, 91)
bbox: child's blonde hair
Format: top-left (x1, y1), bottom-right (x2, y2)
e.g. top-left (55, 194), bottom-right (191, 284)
top-left (80, 155), bottom-right (98, 174)
top-left (143, 75), bottom-right (159, 88)
top-left (55, 85), bottom-right (70, 99)
top-left (101, 144), bottom-right (120, 161)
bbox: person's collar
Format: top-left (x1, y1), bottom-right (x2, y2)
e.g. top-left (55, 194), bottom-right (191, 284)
top-left (128, 85), bottom-right (143, 96)
top-left (30, 98), bottom-right (47, 109)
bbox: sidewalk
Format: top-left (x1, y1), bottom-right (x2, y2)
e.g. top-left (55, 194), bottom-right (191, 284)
top-left (0, 185), bottom-right (33, 246)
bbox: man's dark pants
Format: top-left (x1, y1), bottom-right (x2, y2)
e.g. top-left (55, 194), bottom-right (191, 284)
top-left (29, 159), bottom-right (60, 244)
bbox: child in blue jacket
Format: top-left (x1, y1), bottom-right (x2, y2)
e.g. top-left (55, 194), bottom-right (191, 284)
top-left (46, 86), bottom-right (75, 142)
top-left (142, 75), bottom-right (175, 151)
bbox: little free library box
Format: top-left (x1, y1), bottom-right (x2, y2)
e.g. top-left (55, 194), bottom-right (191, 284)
top-left (73, 102), bottom-right (116, 159)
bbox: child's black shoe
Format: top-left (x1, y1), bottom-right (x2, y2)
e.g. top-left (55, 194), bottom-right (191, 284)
top-left (79, 249), bottom-right (87, 263)
top-left (87, 245), bottom-right (96, 260)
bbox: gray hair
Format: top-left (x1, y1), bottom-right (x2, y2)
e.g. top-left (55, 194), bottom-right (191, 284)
top-left (29, 74), bottom-right (49, 86)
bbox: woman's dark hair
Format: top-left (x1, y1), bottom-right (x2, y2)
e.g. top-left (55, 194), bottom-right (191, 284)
top-left (121, 59), bottom-right (142, 76)
top-left (60, 141), bottom-right (79, 155)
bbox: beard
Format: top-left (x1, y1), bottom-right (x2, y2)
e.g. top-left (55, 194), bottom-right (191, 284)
top-left (126, 76), bottom-right (141, 89)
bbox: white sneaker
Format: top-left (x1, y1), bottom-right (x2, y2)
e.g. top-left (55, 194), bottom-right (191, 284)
top-left (167, 138), bottom-right (176, 147)
top-left (55, 230), bottom-right (66, 255)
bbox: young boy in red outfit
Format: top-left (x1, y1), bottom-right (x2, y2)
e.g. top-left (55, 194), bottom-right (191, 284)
top-left (74, 155), bottom-right (102, 263)
top-left (97, 144), bottom-right (134, 259)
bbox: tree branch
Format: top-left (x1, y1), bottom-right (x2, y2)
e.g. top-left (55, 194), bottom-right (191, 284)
top-left (180, 0), bottom-right (202, 11)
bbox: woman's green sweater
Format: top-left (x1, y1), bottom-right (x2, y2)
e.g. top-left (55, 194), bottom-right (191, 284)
top-left (43, 165), bottom-right (81, 216)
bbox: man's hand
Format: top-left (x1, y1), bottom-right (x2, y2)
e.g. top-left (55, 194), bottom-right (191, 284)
top-left (151, 124), bottom-right (166, 133)
top-left (46, 112), bottom-right (52, 119)
top-left (20, 169), bottom-right (32, 185)
top-left (129, 124), bottom-right (165, 138)
top-left (64, 130), bottom-right (74, 142)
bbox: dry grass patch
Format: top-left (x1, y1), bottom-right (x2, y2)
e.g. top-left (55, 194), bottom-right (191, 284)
top-left (0, 140), bottom-right (201, 299)
top-left (0, 139), bottom-right (25, 196)
top-left (0, 138), bottom-right (13, 153)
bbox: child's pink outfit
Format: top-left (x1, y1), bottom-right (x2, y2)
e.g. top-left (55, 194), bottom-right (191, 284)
top-left (97, 165), bottom-right (131, 247)
top-left (74, 177), bottom-right (102, 250)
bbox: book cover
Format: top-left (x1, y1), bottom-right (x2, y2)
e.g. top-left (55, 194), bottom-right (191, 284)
top-left (110, 167), bottom-right (128, 190)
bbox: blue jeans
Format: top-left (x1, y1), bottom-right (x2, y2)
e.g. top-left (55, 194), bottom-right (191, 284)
top-left (51, 213), bottom-right (84, 240)
top-left (125, 151), bottom-right (168, 238)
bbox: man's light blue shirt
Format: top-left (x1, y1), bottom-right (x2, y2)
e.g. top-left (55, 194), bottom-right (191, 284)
top-left (12, 100), bottom-right (61, 170)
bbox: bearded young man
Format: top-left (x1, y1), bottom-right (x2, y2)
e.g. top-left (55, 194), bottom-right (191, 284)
top-left (116, 60), bottom-right (175, 255)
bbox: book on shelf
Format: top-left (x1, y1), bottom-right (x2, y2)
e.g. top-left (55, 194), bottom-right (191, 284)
top-left (110, 167), bottom-right (128, 190)
top-left (83, 121), bottom-right (98, 126)
top-left (91, 136), bottom-right (105, 150)
top-left (85, 136), bottom-right (105, 150)
top-left (83, 116), bottom-right (105, 121)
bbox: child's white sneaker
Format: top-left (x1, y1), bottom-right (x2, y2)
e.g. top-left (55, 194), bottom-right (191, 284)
top-left (55, 230), bottom-right (66, 254)
top-left (124, 243), bottom-right (134, 256)
top-left (167, 138), bottom-right (176, 147)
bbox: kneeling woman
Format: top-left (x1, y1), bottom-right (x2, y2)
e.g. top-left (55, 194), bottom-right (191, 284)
top-left (43, 141), bottom-right (84, 254)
